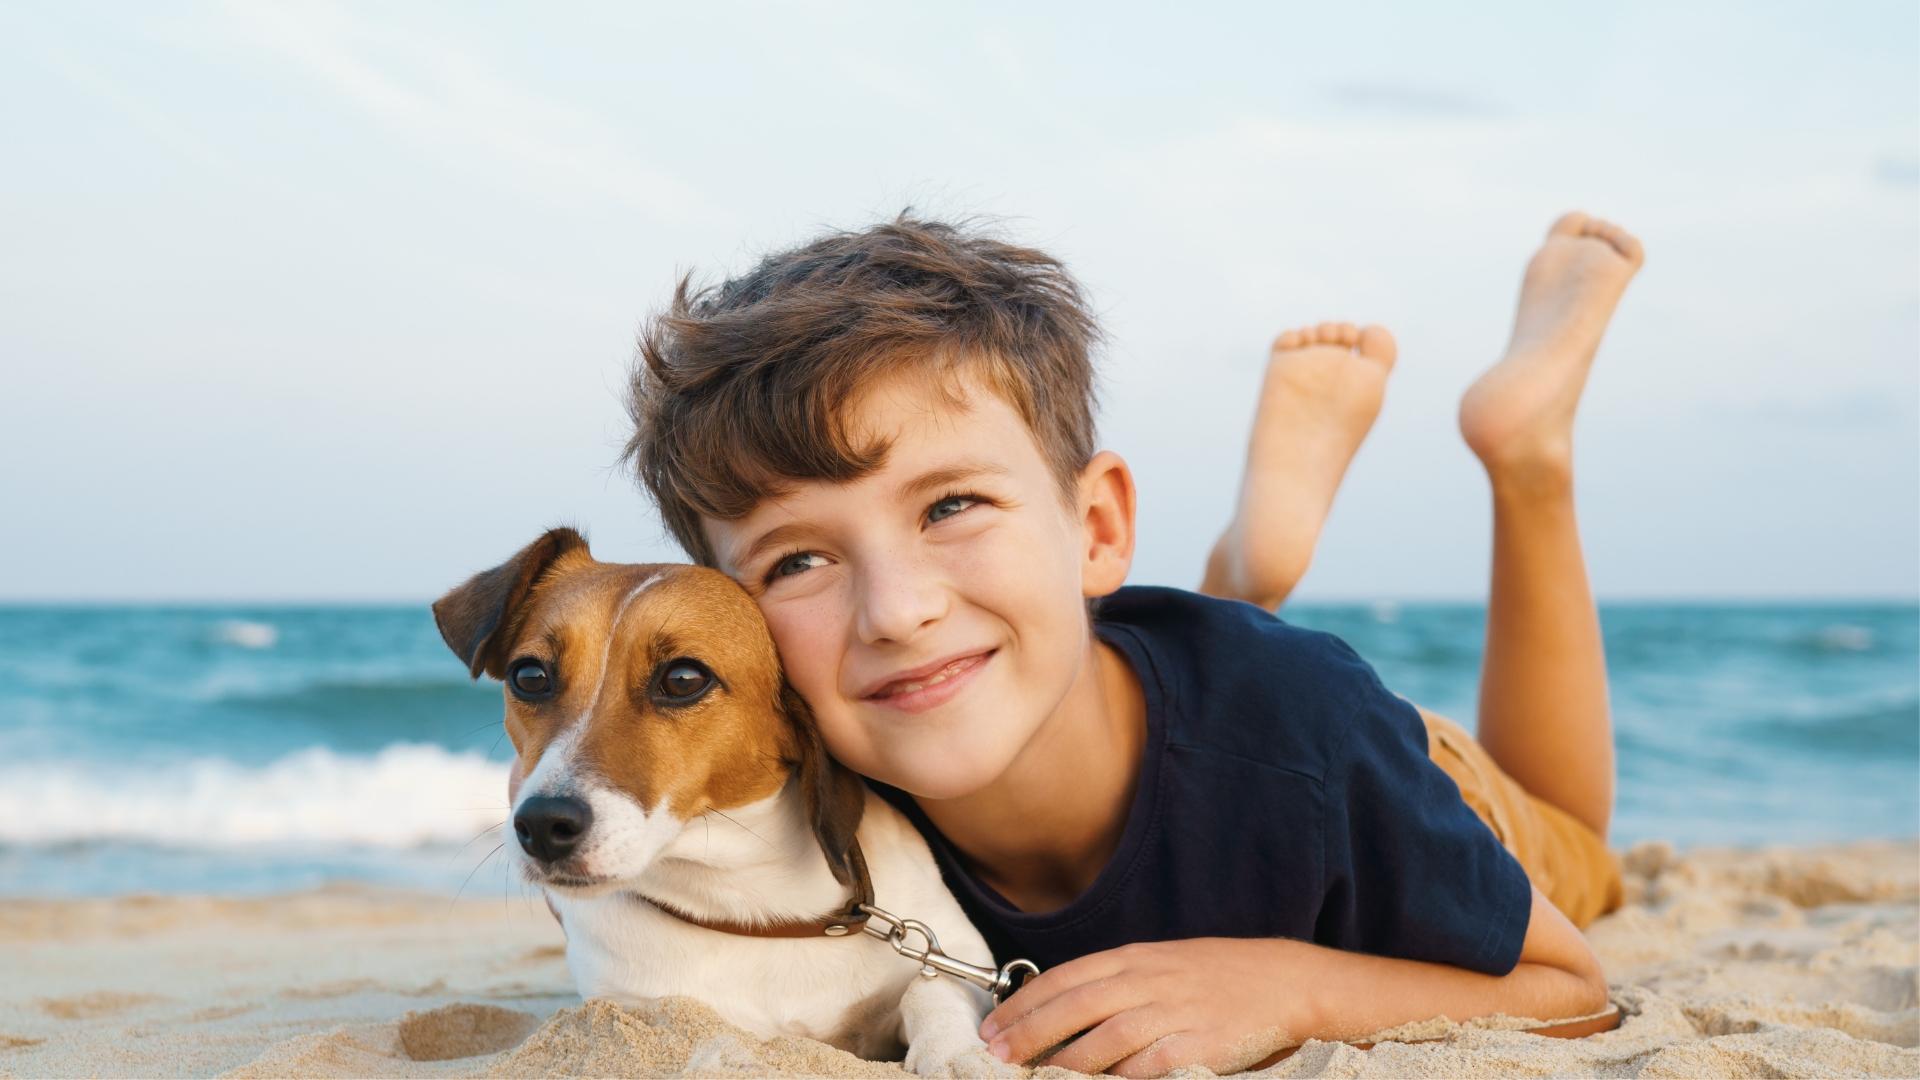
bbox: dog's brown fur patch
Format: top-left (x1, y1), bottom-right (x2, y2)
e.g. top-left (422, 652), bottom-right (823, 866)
top-left (439, 538), bottom-right (862, 850)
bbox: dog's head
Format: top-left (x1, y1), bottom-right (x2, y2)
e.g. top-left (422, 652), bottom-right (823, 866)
top-left (432, 527), bottom-right (865, 895)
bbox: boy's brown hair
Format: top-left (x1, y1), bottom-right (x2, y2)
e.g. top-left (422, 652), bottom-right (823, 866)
top-left (622, 210), bottom-right (1106, 570)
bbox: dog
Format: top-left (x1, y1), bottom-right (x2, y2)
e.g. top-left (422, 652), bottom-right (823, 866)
top-left (433, 527), bottom-right (1012, 1074)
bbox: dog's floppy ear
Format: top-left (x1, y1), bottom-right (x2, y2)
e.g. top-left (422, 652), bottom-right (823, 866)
top-left (432, 527), bottom-right (588, 680)
top-left (783, 682), bottom-right (867, 886)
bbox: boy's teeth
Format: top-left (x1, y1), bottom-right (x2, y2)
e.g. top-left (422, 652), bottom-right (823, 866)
top-left (882, 657), bottom-right (973, 696)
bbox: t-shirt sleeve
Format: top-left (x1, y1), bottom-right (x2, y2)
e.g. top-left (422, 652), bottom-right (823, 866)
top-left (1315, 665), bottom-right (1533, 976)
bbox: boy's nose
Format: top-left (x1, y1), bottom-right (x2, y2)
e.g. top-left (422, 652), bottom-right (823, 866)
top-left (853, 559), bottom-right (949, 644)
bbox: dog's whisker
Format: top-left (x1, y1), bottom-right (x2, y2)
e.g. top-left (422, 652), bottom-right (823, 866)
top-left (450, 842), bottom-right (505, 914)
top-left (753, 749), bottom-right (788, 782)
top-left (446, 819), bottom-right (508, 864)
top-left (439, 814), bottom-right (506, 864)
top-left (706, 808), bottom-right (772, 848)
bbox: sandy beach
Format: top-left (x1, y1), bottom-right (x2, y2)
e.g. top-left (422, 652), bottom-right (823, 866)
top-left (2, 838), bottom-right (1914, 1078)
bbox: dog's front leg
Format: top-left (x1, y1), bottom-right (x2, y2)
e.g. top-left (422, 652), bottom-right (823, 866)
top-left (898, 975), bottom-right (1016, 1078)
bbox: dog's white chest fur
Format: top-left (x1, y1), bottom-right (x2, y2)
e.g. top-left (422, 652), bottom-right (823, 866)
top-left (544, 790), bottom-right (997, 1067)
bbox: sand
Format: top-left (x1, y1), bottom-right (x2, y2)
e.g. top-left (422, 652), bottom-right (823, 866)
top-left (1, 839), bottom-right (1914, 1078)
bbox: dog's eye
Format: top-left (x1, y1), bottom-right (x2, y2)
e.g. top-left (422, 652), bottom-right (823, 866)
top-left (508, 659), bottom-right (554, 700)
top-left (655, 659), bottom-right (713, 703)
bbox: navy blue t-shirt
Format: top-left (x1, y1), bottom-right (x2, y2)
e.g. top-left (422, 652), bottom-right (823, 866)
top-left (870, 585), bottom-right (1533, 977)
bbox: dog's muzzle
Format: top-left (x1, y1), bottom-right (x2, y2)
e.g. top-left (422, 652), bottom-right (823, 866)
top-left (514, 794), bottom-right (593, 864)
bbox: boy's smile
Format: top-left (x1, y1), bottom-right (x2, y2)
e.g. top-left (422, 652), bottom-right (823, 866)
top-left (706, 365), bottom-right (1136, 818)
top-left (859, 646), bottom-right (997, 713)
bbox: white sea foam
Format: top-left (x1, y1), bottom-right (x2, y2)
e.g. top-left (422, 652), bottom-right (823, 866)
top-left (1813, 624), bottom-right (1874, 652)
top-left (213, 619), bottom-right (279, 649)
top-left (0, 744), bottom-right (509, 849)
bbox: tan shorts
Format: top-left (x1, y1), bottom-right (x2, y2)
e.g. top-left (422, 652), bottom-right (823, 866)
top-left (1420, 709), bottom-right (1624, 929)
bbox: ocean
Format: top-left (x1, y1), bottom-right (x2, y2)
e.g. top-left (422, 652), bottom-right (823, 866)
top-left (0, 602), bottom-right (1913, 898)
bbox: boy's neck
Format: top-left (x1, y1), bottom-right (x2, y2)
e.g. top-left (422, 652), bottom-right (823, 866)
top-left (914, 633), bottom-right (1147, 914)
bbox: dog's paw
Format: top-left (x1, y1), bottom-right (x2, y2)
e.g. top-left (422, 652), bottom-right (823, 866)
top-left (904, 1036), bottom-right (1022, 1078)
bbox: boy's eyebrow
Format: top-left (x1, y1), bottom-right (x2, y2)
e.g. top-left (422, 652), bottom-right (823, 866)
top-left (895, 460), bottom-right (1010, 501)
top-left (730, 460), bottom-right (1011, 569)
top-left (732, 522), bottom-right (812, 572)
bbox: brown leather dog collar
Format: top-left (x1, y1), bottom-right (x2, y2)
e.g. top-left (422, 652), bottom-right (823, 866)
top-left (627, 839), bottom-right (878, 940)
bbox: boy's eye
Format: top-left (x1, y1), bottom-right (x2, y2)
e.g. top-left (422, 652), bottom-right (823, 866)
top-left (770, 551), bottom-right (824, 581)
top-left (927, 493), bottom-right (978, 523)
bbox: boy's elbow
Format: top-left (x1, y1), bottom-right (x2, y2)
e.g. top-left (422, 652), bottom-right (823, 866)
top-left (1548, 927), bottom-right (1610, 1018)
top-left (1515, 884), bottom-right (1610, 1016)
top-left (1513, 948), bottom-right (1608, 1021)
top-left (1571, 959), bottom-right (1610, 1015)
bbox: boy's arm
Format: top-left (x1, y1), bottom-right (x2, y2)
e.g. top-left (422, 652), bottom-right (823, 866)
top-left (979, 883), bottom-right (1607, 1078)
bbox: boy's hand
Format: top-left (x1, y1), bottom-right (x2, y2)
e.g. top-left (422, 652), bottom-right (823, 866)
top-left (977, 887), bottom-right (1608, 1077)
top-left (976, 937), bottom-right (1309, 1077)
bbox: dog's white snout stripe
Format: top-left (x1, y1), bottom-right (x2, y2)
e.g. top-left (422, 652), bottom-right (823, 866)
top-left (583, 571), bottom-right (669, 720)
top-left (517, 569), bottom-right (668, 808)
top-left (512, 570), bottom-right (683, 880)
top-left (516, 726), bottom-right (583, 809)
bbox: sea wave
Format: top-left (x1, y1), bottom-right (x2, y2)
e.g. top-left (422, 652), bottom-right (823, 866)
top-left (211, 618), bottom-right (279, 649)
top-left (0, 744), bottom-right (509, 849)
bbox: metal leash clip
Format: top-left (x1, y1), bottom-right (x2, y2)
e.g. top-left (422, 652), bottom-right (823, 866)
top-left (857, 902), bottom-right (1040, 1005)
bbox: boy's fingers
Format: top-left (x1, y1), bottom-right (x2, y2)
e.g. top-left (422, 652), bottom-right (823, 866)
top-left (1110, 1031), bottom-right (1199, 1080)
top-left (980, 948), bottom-right (1125, 1037)
top-left (1039, 1006), bottom-right (1163, 1074)
top-left (988, 977), bottom-right (1141, 1065)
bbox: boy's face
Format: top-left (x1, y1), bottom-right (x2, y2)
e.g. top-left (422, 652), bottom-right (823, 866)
top-left (701, 368), bottom-right (1132, 800)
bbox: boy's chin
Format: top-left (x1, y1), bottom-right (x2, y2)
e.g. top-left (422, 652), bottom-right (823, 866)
top-left (870, 737), bottom-right (1022, 802)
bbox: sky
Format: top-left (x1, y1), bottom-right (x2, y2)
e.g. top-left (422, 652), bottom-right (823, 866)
top-left (2, 0), bottom-right (1915, 602)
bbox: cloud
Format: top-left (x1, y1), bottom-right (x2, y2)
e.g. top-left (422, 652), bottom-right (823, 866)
top-left (214, 2), bottom-right (733, 226)
top-left (1875, 155), bottom-right (1920, 188)
top-left (1323, 82), bottom-right (1505, 118)
top-left (34, 44), bottom-right (237, 174)
top-left (1749, 390), bottom-right (1916, 428)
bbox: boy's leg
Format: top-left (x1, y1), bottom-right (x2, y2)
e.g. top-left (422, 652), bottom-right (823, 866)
top-left (1201, 322), bottom-right (1397, 610)
top-left (1458, 211), bottom-right (1644, 841)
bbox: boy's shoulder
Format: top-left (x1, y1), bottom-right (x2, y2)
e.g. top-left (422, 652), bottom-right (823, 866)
top-left (1093, 585), bottom-right (1415, 781)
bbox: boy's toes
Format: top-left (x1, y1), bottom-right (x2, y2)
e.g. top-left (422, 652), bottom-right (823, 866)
top-left (1311, 321), bottom-right (1358, 347)
top-left (1356, 324), bottom-right (1398, 367)
top-left (1547, 210), bottom-right (1591, 239)
top-left (1586, 217), bottom-right (1645, 267)
top-left (1276, 321), bottom-right (1378, 355)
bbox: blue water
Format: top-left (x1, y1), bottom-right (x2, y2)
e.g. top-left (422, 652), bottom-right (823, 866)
top-left (0, 603), bottom-right (1913, 897)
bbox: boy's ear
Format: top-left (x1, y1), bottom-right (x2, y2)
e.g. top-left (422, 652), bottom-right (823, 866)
top-left (1077, 449), bottom-right (1137, 599)
top-left (782, 682), bottom-right (866, 886)
top-left (432, 527), bottom-right (588, 680)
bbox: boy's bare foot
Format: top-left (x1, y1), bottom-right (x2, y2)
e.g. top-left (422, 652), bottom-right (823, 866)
top-left (1202, 322), bottom-right (1397, 610)
top-left (1459, 211), bottom-right (1645, 487)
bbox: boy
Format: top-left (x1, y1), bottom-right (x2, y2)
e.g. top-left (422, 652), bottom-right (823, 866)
top-left (532, 209), bottom-right (1642, 1076)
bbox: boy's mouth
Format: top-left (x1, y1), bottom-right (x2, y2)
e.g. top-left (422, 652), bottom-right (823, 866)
top-left (861, 648), bottom-right (996, 711)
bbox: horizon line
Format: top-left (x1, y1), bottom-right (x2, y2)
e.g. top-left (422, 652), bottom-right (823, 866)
top-left (2, 594), bottom-right (1916, 608)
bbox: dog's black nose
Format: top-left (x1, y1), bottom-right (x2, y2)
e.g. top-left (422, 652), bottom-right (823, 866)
top-left (514, 795), bottom-right (592, 864)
